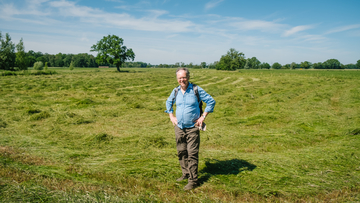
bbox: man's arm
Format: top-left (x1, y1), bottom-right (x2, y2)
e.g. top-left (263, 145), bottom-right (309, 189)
top-left (195, 86), bottom-right (215, 127)
top-left (198, 87), bottom-right (216, 113)
top-left (165, 88), bottom-right (178, 126)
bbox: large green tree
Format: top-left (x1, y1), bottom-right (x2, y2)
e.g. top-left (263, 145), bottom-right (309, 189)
top-left (323, 59), bottom-right (341, 69)
top-left (15, 38), bottom-right (28, 70)
top-left (216, 48), bottom-right (245, 70)
top-left (91, 35), bottom-right (135, 72)
top-left (356, 60), bottom-right (360, 69)
top-left (0, 32), bottom-right (16, 70)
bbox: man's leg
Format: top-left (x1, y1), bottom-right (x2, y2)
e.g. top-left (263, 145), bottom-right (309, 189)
top-left (175, 125), bottom-right (189, 179)
top-left (185, 127), bottom-right (200, 185)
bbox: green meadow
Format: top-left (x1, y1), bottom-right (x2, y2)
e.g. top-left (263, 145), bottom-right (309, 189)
top-left (0, 68), bottom-right (360, 202)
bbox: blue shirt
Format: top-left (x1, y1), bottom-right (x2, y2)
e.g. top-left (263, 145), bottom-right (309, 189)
top-left (165, 83), bottom-right (216, 129)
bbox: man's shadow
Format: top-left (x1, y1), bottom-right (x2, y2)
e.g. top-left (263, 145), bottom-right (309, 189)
top-left (198, 158), bottom-right (256, 185)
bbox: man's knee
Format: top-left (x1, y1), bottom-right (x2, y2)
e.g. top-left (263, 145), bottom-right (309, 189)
top-left (178, 150), bottom-right (187, 158)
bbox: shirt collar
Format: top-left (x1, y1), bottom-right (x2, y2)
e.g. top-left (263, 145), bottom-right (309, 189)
top-left (178, 82), bottom-right (193, 91)
top-left (187, 82), bottom-right (193, 91)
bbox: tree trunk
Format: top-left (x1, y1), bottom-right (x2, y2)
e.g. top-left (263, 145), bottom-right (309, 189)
top-left (116, 65), bottom-right (121, 72)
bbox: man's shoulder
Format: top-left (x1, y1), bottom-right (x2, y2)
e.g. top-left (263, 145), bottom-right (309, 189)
top-left (173, 85), bottom-right (180, 91)
top-left (191, 83), bottom-right (204, 92)
top-left (190, 83), bottom-right (202, 88)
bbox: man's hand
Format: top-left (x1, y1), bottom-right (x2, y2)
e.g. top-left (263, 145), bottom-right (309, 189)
top-left (169, 113), bottom-right (178, 126)
top-left (195, 116), bottom-right (205, 128)
top-left (195, 112), bottom-right (208, 128)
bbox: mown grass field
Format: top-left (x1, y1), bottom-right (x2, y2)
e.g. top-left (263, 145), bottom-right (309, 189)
top-left (0, 68), bottom-right (360, 202)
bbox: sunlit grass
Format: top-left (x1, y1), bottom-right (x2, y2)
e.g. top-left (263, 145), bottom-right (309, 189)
top-left (1, 68), bottom-right (360, 202)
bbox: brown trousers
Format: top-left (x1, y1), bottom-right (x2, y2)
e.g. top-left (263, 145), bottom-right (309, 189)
top-left (174, 125), bottom-right (200, 183)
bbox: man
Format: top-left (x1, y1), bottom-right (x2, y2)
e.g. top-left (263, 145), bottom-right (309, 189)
top-left (165, 67), bottom-right (216, 190)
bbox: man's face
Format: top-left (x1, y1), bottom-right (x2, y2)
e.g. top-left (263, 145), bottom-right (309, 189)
top-left (177, 70), bottom-right (189, 89)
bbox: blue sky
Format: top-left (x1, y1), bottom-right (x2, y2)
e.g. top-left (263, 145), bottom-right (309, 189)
top-left (1, 0), bottom-right (359, 65)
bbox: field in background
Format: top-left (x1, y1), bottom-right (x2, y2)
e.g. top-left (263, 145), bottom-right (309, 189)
top-left (0, 68), bottom-right (360, 202)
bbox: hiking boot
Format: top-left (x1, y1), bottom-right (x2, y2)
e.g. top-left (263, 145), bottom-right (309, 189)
top-left (184, 182), bottom-right (198, 190)
top-left (176, 174), bottom-right (189, 182)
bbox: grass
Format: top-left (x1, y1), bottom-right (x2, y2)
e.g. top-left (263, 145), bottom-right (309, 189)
top-left (0, 68), bottom-right (360, 202)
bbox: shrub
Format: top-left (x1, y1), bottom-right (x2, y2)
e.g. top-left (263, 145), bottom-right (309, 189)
top-left (69, 61), bottom-right (74, 71)
top-left (33, 61), bottom-right (44, 70)
top-left (44, 62), bottom-right (48, 71)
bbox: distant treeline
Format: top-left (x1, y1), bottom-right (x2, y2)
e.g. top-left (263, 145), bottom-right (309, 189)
top-left (27, 51), bottom-right (98, 68)
top-left (154, 49), bottom-right (360, 70)
top-left (1, 31), bottom-right (359, 71)
top-left (130, 50), bottom-right (360, 70)
top-left (27, 53), bottom-right (151, 68)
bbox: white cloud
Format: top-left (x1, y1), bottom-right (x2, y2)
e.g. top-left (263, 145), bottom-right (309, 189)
top-left (166, 34), bottom-right (179, 39)
top-left (205, 0), bottom-right (224, 10)
top-left (283, 25), bottom-right (314, 37)
top-left (115, 1), bottom-right (151, 11)
top-left (229, 19), bottom-right (285, 33)
top-left (146, 9), bottom-right (169, 18)
top-left (0, 1), bottom-right (49, 18)
top-left (325, 24), bottom-right (360, 34)
top-left (297, 34), bottom-right (326, 42)
top-left (105, 0), bottom-right (124, 2)
top-left (47, 0), bottom-right (195, 33)
top-left (0, 1), bottom-right (57, 24)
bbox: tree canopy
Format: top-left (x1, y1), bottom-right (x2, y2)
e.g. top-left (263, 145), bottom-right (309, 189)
top-left (272, 62), bottom-right (282, 69)
top-left (244, 57), bottom-right (261, 69)
top-left (323, 59), bottom-right (341, 69)
top-left (300, 61), bottom-right (312, 69)
top-left (15, 38), bottom-right (28, 70)
top-left (216, 48), bottom-right (246, 71)
top-left (290, 62), bottom-right (299, 69)
top-left (260, 62), bottom-right (270, 69)
top-left (91, 35), bottom-right (135, 72)
top-left (0, 32), bottom-right (16, 71)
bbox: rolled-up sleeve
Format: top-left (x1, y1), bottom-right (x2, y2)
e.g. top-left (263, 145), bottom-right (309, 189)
top-left (165, 88), bottom-right (176, 114)
top-left (198, 86), bottom-right (216, 113)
